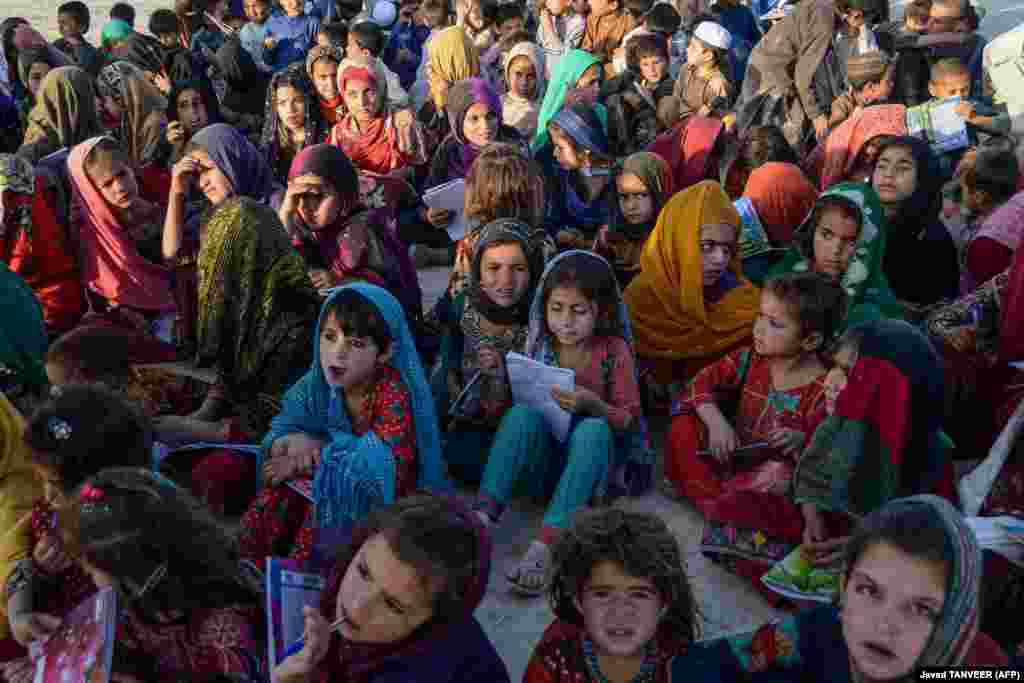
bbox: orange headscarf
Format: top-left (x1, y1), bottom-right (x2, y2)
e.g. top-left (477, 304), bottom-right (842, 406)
top-left (623, 180), bottom-right (760, 362)
top-left (742, 162), bottom-right (818, 244)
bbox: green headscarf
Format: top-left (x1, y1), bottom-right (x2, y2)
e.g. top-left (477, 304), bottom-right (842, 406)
top-left (531, 49), bottom-right (601, 152)
top-left (100, 19), bottom-right (134, 50)
top-left (768, 182), bottom-right (904, 329)
top-left (0, 262), bottom-right (47, 392)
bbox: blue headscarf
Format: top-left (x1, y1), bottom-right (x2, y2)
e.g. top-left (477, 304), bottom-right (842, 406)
top-left (189, 123), bottom-right (282, 206)
top-left (262, 283), bottom-right (449, 527)
top-left (548, 104), bottom-right (610, 159)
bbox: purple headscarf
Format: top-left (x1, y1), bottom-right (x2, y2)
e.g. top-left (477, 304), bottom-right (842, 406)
top-left (190, 123), bottom-right (282, 206)
top-left (445, 77), bottom-right (503, 178)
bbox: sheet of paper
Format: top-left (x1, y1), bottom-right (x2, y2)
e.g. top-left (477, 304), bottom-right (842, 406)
top-left (422, 178), bottom-right (468, 240)
top-left (266, 558), bottom-right (327, 669)
top-left (906, 96), bottom-right (970, 153)
top-left (505, 352), bottom-right (575, 442)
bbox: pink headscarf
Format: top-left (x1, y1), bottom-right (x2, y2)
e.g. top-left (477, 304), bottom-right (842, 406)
top-left (68, 137), bottom-right (175, 312)
top-left (817, 104), bottom-right (907, 190)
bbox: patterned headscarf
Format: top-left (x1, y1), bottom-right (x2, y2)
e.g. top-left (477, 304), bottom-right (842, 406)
top-left (96, 61), bottom-right (168, 167)
top-left (260, 64), bottom-right (327, 181)
top-left (444, 78), bottom-right (503, 178)
top-left (501, 41), bottom-right (546, 140)
top-left (817, 104), bottom-right (907, 190)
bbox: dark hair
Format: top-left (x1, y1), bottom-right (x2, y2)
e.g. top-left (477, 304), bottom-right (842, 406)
top-left (625, 0), bottom-right (654, 19)
top-left (65, 468), bottom-right (258, 624)
top-left (904, 0), bottom-right (930, 23)
top-left (319, 20), bottom-right (349, 48)
top-left (931, 57), bottom-right (970, 83)
top-left (844, 501), bottom-right (952, 590)
top-left (764, 272), bottom-right (848, 347)
top-left (350, 20), bottom-right (385, 56)
top-left (836, 0), bottom-right (879, 22)
top-left (149, 9), bottom-right (180, 36)
top-left (741, 126), bottom-right (799, 167)
top-left (25, 386), bottom-right (151, 494)
top-left (549, 104), bottom-right (615, 166)
top-left (322, 289), bottom-right (394, 351)
top-left (542, 253), bottom-right (621, 336)
top-left (550, 508), bottom-right (699, 642)
top-left (494, 2), bottom-right (524, 27)
top-left (464, 142), bottom-right (545, 225)
top-left (629, 32), bottom-right (670, 67)
top-left (644, 3), bottom-right (682, 35)
top-left (58, 1), bottom-right (91, 32)
top-left (420, 0), bottom-right (451, 26)
top-left (110, 2), bottom-right (136, 24)
top-left (796, 196), bottom-right (862, 263)
top-left (475, 0), bottom-right (499, 24)
top-left (966, 143), bottom-right (1020, 205)
top-left (46, 324), bottom-right (139, 388)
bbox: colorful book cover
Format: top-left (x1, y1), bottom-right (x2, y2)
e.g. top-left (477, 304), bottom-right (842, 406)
top-left (32, 587), bottom-right (117, 683)
top-left (761, 546), bottom-right (840, 603)
top-left (266, 558), bottom-right (327, 670)
top-left (735, 197), bottom-right (773, 260)
top-left (906, 96), bottom-right (970, 154)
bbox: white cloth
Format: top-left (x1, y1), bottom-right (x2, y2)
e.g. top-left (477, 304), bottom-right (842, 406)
top-left (694, 20), bottom-right (732, 50)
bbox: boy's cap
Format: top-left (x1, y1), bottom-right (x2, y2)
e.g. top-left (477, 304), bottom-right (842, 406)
top-left (694, 21), bottom-right (731, 50)
top-left (847, 51), bottom-right (891, 86)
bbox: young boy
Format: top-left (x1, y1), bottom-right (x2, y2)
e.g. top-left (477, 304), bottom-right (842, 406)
top-left (493, 2), bottom-right (526, 37)
top-left (239, 0), bottom-right (276, 71)
top-left (149, 9), bottom-right (182, 49)
top-left (317, 19), bottom-right (348, 49)
top-left (952, 145), bottom-right (1021, 249)
top-left (829, 51), bottom-right (893, 128)
top-left (348, 21), bottom-right (411, 108)
top-left (668, 20), bottom-right (733, 121)
top-left (53, 2), bottom-right (100, 75)
top-left (264, 0), bottom-right (321, 71)
top-left (605, 33), bottom-right (674, 153)
top-left (582, 0), bottom-right (637, 77)
top-left (110, 2), bottom-right (136, 27)
top-left (458, 0), bottom-right (497, 49)
top-left (383, 0), bottom-right (430, 89)
top-left (537, 0), bottom-right (585, 78)
top-left (904, 0), bottom-right (931, 33)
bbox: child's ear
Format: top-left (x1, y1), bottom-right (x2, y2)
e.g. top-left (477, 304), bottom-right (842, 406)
top-left (928, 81), bottom-right (940, 98)
top-left (801, 331), bottom-right (824, 354)
top-left (378, 341), bottom-right (396, 365)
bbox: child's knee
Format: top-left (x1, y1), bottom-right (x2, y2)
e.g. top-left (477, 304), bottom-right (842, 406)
top-left (569, 417), bottom-right (614, 451)
top-left (499, 404), bottom-right (548, 433)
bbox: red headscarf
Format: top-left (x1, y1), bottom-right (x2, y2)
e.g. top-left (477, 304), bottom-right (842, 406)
top-left (816, 104), bottom-right (907, 190)
top-left (647, 116), bottom-right (724, 191)
top-left (741, 162), bottom-right (818, 244)
top-left (330, 62), bottom-right (406, 176)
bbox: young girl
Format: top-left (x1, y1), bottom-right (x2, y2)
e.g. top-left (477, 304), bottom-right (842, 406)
top-left (63, 468), bottom-right (266, 681)
top-left (272, 495), bottom-right (509, 683)
top-left (305, 44), bottom-right (345, 125)
top-left (19, 66), bottom-right (103, 165)
top-left (261, 65), bottom-right (328, 183)
top-left (239, 284), bottom-right (446, 562)
top-left (815, 104), bottom-right (906, 190)
top-left (678, 495), bottom-right (1008, 679)
top-left (4, 387), bottom-right (150, 659)
top-left (532, 48), bottom-right (601, 152)
top-left (475, 251), bottom-right (649, 595)
top-left (417, 27), bottom-right (481, 145)
top-left (666, 273), bottom-right (845, 598)
top-left (165, 79), bottom-right (221, 164)
top-left (594, 151), bottom-right (674, 288)
top-left (501, 41), bottom-right (546, 141)
top-left (544, 103), bottom-right (617, 250)
top-left (524, 508), bottom-right (697, 682)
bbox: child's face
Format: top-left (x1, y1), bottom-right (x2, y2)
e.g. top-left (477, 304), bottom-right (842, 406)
top-left (588, 0), bottom-right (615, 16)
top-left (551, 127), bottom-right (584, 171)
top-left (753, 291), bottom-right (809, 358)
top-left (546, 0), bottom-right (570, 15)
top-left (812, 204), bottom-right (860, 280)
top-left (873, 145), bottom-right (918, 207)
top-left (312, 58), bottom-right (340, 101)
top-left (905, 15), bottom-right (928, 33)
top-left (842, 8), bottom-right (866, 33)
top-left (344, 78), bottom-right (381, 122)
top-left (841, 542), bottom-right (947, 680)
top-left (575, 561), bottom-right (664, 659)
top-left (176, 88), bottom-right (210, 134)
top-left (319, 313), bottom-right (390, 389)
top-left (292, 174), bottom-right (343, 229)
top-left (686, 38), bottom-right (712, 67)
top-left (281, 0), bottom-right (304, 16)
top-left (507, 56), bottom-right (538, 99)
top-left (497, 16), bottom-right (524, 35)
top-left (210, 0), bottom-right (229, 20)
top-left (824, 342), bottom-right (857, 414)
top-left (638, 55), bottom-right (668, 85)
top-left (26, 62), bottom-right (52, 97)
top-left (244, 0), bottom-right (271, 23)
top-left (546, 285), bottom-right (599, 349)
top-left (616, 172), bottom-right (655, 225)
top-left (57, 13), bottom-right (84, 39)
top-left (336, 535), bottom-right (435, 643)
top-left (157, 33), bottom-right (179, 48)
top-left (462, 102), bottom-right (499, 148)
top-left (862, 69), bottom-right (895, 104)
top-left (572, 0), bottom-right (589, 15)
top-left (929, 72), bottom-right (972, 100)
top-left (88, 156), bottom-right (140, 211)
top-left (699, 223), bottom-right (737, 287)
top-left (480, 242), bottom-right (531, 308)
top-left (187, 148), bottom-right (234, 205)
top-left (275, 84), bottom-right (308, 133)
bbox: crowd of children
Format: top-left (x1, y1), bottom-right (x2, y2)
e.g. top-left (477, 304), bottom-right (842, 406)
top-left (3, 0), bottom-right (1024, 677)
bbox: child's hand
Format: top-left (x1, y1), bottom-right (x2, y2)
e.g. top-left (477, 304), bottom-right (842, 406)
top-left (272, 606), bottom-right (331, 682)
top-left (394, 108), bottom-right (415, 131)
top-left (33, 532), bottom-right (72, 575)
top-left (1, 657), bottom-right (36, 683)
top-left (9, 612), bottom-right (61, 647)
top-left (264, 36), bottom-right (277, 50)
top-left (310, 269), bottom-right (339, 290)
top-left (706, 416), bottom-right (740, 462)
top-left (170, 156), bottom-right (200, 196)
top-left (265, 433), bottom-right (324, 485)
top-left (477, 345), bottom-right (505, 377)
top-left (153, 71), bottom-right (173, 95)
top-left (768, 428), bottom-right (806, 459)
top-left (551, 386), bottom-right (602, 415)
top-left (166, 120), bottom-right (186, 146)
top-left (801, 502), bottom-right (828, 547)
top-left (425, 207), bottom-right (454, 228)
top-left (955, 101), bottom-right (976, 121)
top-left (804, 535), bottom-right (849, 567)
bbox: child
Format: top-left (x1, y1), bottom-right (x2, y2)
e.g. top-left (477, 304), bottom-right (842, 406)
top-left (260, 65), bottom-right (328, 182)
top-left (239, 284), bottom-right (446, 562)
top-left (5, 386), bottom-right (151, 654)
top-left (494, 2), bottom-right (526, 37)
top-left (347, 20), bottom-right (410, 108)
top-left (459, 0), bottom-right (498, 50)
top-left (271, 496), bottom-right (510, 683)
top-left (52, 2), bottom-right (100, 76)
top-left (829, 52), bottom-right (893, 129)
top-left (903, 0), bottom-right (931, 33)
top-left (615, 2), bottom-right (681, 77)
top-left (110, 2), bottom-right (135, 27)
top-left (501, 41), bottom-right (546, 140)
top-left (383, 0), bottom-right (431, 90)
top-left (190, 0), bottom-right (230, 57)
top-left (722, 124), bottom-right (799, 197)
top-left (537, 0), bottom-right (586, 79)
top-left (544, 103), bottom-right (618, 249)
top-left (668, 20), bottom-right (733, 122)
top-left (609, 0), bottom-right (653, 75)
top-left (317, 19), bottom-right (348, 49)
top-left (166, 79), bottom-right (222, 162)
top-left (925, 58), bottom-right (978, 179)
top-left (956, 145), bottom-right (1021, 252)
top-left (264, 0), bottom-right (321, 72)
top-left (239, 0), bottom-right (275, 70)
top-left (474, 252), bottom-right (649, 595)
top-left (306, 44), bottom-right (345, 124)
top-left (524, 508), bottom-right (698, 680)
top-left (148, 9), bottom-right (183, 49)
top-left (678, 495), bottom-right (1008, 678)
top-left (63, 468), bottom-right (266, 680)
top-left (666, 272), bottom-right (845, 594)
top-left (604, 33), bottom-right (675, 154)
top-left (581, 0), bottom-right (637, 77)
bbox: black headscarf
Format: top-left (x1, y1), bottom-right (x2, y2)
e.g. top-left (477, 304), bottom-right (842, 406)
top-left (167, 79), bottom-right (222, 129)
top-left (468, 219), bottom-right (544, 326)
top-left (213, 35), bottom-right (269, 116)
top-left (122, 32), bottom-right (166, 74)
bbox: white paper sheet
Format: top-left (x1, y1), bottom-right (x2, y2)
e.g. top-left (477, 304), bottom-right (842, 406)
top-left (422, 178), bottom-right (468, 239)
top-left (505, 352), bottom-right (575, 442)
top-left (906, 96), bottom-right (970, 153)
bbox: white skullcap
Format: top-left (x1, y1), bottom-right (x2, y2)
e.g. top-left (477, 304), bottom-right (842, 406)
top-left (694, 21), bottom-right (732, 51)
top-left (371, 0), bottom-right (398, 27)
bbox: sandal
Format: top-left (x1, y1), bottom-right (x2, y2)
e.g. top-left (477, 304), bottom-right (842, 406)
top-left (506, 541), bottom-right (551, 597)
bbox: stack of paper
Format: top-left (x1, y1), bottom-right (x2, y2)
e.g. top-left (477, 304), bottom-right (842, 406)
top-left (505, 352), bottom-right (575, 442)
top-left (422, 178), bottom-right (468, 240)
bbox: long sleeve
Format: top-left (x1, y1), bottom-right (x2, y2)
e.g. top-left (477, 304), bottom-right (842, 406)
top-left (578, 336), bottom-right (642, 431)
top-left (675, 347), bottom-right (752, 414)
top-left (793, 1), bottom-right (837, 120)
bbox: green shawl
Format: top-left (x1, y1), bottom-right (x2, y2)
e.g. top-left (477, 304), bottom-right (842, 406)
top-left (0, 262), bottom-right (47, 392)
top-left (531, 49), bottom-right (601, 153)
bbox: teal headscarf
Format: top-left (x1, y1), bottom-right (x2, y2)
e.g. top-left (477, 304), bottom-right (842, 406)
top-left (0, 262), bottom-right (47, 393)
top-left (100, 19), bottom-right (133, 50)
top-left (532, 49), bottom-right (601, 152)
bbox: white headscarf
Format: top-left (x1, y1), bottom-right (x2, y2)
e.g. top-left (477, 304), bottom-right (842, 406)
top-left (501, 42), bottom-right (546, 141)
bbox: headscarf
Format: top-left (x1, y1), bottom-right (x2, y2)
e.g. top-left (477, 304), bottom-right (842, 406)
top-left (196, 197), bottom-right (321, 393)
top-left (501, 42), bottom-right (546, 140)
top-left (190, 123), bottom-right (282, 205)
top-left (166, 79), bottom-right (222, 130)
top-left (16, 47), bottom-right (59, 97)
top-left (11, 26), bottom-right (70, 76)
top-left (794, 319), bottom-right (950, 517)
top-left (609, 151), bottom-right (675, 241)
top-left (549, 104), bottom-right (610, 159)
top-left (468, 219), bottom-right (545, 326)
top-left (623, 180), bottom-right (760, 361)
top-left (213, 36), bottom-right (269, 117)
top-left (647, 116), bottom-right (726, 191)
top-left (306, 45), bottom-right (345, 124)
top-left (261, 65), bottom-right (327, 181)
top-left (21, 66), bottom-right (102, 157)
top-left (427, 27), bottom-right (481, 96)
top-left (817, 104), bottom-right (907, 190)
top-left (997, 218), bottom-right (1024, 365)
top-left (333, 59), bottom-right (407, 176)
top-left (288, 144), bottom-right (360, 222)
top-left (533, 49), bottom-right (601, 152)
top-left (740, 162), bottom-right (817, 244)
top-left (122, 32), bottom-right (167, 74)
top-left (67, 137), bottom-right (175, 313)
top-left (95, 62), bottom-right (168, 168)
top-left (444, 78), bottom-right (503, 178)
top-left (100, 19), bottom-right (134, 51)
top-left (771, 182), bottom-right (904, 329)
top-left (0, 261), bottom-right (47, 391)
top-left (970, 190), bottom-right (1024, 257)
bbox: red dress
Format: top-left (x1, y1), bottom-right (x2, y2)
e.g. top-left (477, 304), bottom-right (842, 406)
top-left (239, 366), bottom-right (417, 563)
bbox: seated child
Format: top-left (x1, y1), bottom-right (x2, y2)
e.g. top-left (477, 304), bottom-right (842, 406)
top-left (239, 0), bottom-right (275, 71)
top-left (665, 272), bottom-right (845, 595)
top-left (664, 21), bottom-right (733, 124)
top-left (482, 28), bottom-right (533, 92)
top-left (347, 21), bottom-right (411, 109)
top-left (537, 0), bottom-right (586, 79)
top-left (306, 44), bottom-right (345, 124)
top-left (677, 495), bottom-right (1008, 678)
top-left (383, 0), bottom-right (431, 90)
top-left (264, 0), bottom-right (321, 71)
top-left (609, 0), bottom-right (653, 75)
top-left (52, 1), bottom-right (100, 75)
top-left (271, 496), bottom-right (510, 683)
top-left (959, 150), bottom-right (1024, 294)
top-left (603, 33), bottom-right (675, 155)
top-left (524, 508), bottom-right (697, 681)
top-left (5, 387), bottom-right (151, 656)
top-left (721, 124), bottom-right (799, 197)
top-left (581, 0), bottom-right (637, 78)
top-left (474, 252), bottom-right (649, 595)
top-left (501, 41), bottom-right (546, 140)
top-left (239, 285), bottom-right (445, 562)
top-left (224, 12), bottom-right (247, 32)
top-left (110, 2), bottom-right (135, 27)
top-left (954, 143), bottom-right (1021, 255)
top-left (148, 9), bottom-right (183, 50)
top-left (828, 51), bottom-right (894, 129)
top-left (165, 79), bottom-right (222, 163)
top-left (924, 58), bottom-right (977, 179)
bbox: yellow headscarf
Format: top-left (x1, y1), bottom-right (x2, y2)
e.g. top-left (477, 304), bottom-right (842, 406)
top-left (428, 26), bottom-right (481, 85)
top-left (624, 180), bottom-right (761, 362)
